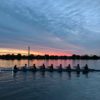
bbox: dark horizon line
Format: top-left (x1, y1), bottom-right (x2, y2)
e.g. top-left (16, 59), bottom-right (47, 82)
top-left (0, 53), bottom-right (100, 60)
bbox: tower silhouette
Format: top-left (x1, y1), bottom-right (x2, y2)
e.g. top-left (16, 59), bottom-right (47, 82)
top-left (28, 46), bottom-right (30, 67)
top-left (28, 46), bottom-right (30, 56)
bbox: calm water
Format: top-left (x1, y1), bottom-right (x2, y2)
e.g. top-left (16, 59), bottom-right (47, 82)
top-left (0, 60), bottom-right (100, 100)
top-left (0, 59), bottom-right (100, 69)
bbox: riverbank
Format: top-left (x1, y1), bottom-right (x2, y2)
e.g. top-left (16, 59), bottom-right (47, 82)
top-left (0, 54), bottom-right (100, 60)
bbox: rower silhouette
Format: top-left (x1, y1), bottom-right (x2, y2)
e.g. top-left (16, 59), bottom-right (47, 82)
top-left (49, 64), bottom-right (54, 72)
top-left (58, 64), bottom-right (62, 72)
top-left (40, 64), bottom-right (45, 71)
top-left (83, 64), bottom-right (89, 74)
top-left (76, 64), bottom-right (80, 70)
top-left (31, 64), bottom-right (37, 71)
top-left (22, 64), bottom-right (27, 72)
top-left (13, 65), bottom-right (18, 73)
top-left (66, 64), bottom-right (71, 72)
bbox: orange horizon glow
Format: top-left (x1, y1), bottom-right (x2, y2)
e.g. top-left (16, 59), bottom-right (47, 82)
top-left (0, 48), bottom-right (72, 56)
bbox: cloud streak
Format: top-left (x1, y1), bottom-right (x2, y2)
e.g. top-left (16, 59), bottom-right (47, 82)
top-left (0, 0), bottom-right (100, 55)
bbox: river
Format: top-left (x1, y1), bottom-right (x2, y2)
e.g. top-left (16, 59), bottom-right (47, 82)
top-left (0, 60), bottom-right (100, 100)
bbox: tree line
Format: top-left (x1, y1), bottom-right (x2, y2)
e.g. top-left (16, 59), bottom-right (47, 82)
top-left (0, 54), bottom-right (99, 60)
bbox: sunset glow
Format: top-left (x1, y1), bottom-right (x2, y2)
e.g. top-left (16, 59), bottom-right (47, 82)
top-left (0, 1), bottom-right (100, 100)
top-left (0, 0), bottom-right (100, 56)
top-left (0, 48), bottom-right (72, 56)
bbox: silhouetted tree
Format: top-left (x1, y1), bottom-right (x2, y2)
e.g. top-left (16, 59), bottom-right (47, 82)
top-left (0, 54), bottom-right (100, 60)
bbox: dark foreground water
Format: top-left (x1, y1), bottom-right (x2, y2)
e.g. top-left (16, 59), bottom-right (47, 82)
top-left (0, 60), bottom-right (100, 100)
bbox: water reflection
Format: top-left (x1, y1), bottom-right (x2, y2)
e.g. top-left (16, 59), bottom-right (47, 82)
top-left (40, 72), bottom-right (46, 78)
top-left (82, 71), bottom-right (89, 78)
top-left (0, 59), bottom-right (100, 69)
top-left (67, 72), bottom-right (71, 80)
top-left (0, 60), bottom-right (100, 100)
top-left (12, 72), bottom-right (17, 78)
top-left (12, 71), bottom-right (89, 80)
top-left (76, 71), bottom-right (80, 77)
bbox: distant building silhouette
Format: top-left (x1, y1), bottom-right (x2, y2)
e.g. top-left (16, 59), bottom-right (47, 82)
top-left (28, 46), bottom-right (30, 56)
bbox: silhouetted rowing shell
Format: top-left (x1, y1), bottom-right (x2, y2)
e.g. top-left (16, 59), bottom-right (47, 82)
top-left (1, 68), bottom-right (100, 73)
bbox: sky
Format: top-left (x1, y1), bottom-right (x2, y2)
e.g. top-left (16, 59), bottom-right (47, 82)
top-left (0, 0), bottom-right (100, 55)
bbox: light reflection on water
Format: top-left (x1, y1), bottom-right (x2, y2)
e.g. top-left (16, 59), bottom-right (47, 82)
top-left (0, 59), bottom-right (99, 69)
top-left (0, 71), bottom-right (100, 100)
top-left (0, 60), bottom-right (100, 100)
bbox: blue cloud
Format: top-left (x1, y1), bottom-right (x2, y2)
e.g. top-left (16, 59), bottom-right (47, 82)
top-left (0, 0), bottom-right (100, 55)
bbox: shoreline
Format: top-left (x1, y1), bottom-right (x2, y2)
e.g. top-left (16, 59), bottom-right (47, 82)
top-left (0, 54), bottom-right (100, 60)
